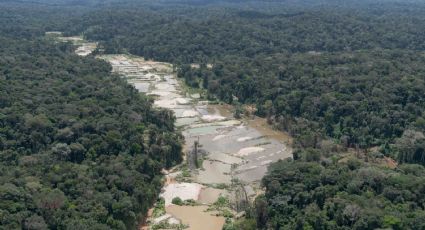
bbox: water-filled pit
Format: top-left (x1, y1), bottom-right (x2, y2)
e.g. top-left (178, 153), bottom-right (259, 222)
top-left (92, 54), bottom-right (292, 230)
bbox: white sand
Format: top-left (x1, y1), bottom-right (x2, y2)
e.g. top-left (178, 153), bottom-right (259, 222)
top-left (176, 98), bottom-right (191, 105)
top-left (212, 135), bottom-right (226, 141)
top-left (168, 217), bottom-right (181, 225)
top-left (181, 110), bottom-right (199, 117)
top-left (236, 147), bottom-right (265, 156)
top-left (191, 93), bottom-right (201, 99)
top-left (160, 183), bottom-right (203, 206)
top-left (201, 115), bottom-right (226, 122)
top-left (152, 214), bottom-right (181, 225)
top-left (237, 137), bottom-right (253, 142)
top-left (153, 214), bottom-right (172, 224)
top-left (156, 83), bottom-right (176, 91)
top-left (154, 99), bottom-right (174, 108)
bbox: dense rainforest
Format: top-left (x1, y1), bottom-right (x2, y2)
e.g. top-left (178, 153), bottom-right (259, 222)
top-left (62, 1), bottom-right (425, 161)
top-left (58, 1), bottom-right (425, 229)
top-left (0, 6), bottom-right (182, 230)
top-left (255, 158), bottom-right (425, 229)
top-left (3, 0), bottom-right (425, 229)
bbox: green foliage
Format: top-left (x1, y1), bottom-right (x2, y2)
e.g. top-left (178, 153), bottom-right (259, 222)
top-left (58, 1), bottom-right (425, 158)
top-left (152, 198), bottom-right (166, 218)
top-left (383, 215), bottom-right (403, 230)
top-left (213, 196), bottom-right (230, 208)
top-left (213, 183), bottom-right (229, 190)
top-left (394, 129), bottom-right (425, 165)
top-left (223, 218), bottom-right (256, 230)
top-left (181, 168), bottom-right (191, 178)
top-left (207, 196), bottom-right (233, 218)
top-left (171, 197), bottom-right (183, 206)
top-left (151, 222), bottom-right (188, 230)
top-left (182, 199), bottom-right (197, 206)
top-left (0, 9), bottom-right (182, 229)
top-left (3, 1), bottom-right (425, 229)
top-left (257, 160), bottom-right (425, 229)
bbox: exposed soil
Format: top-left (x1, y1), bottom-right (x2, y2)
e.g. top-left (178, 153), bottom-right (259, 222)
top-left (58, 38), bottom-right (293, 229)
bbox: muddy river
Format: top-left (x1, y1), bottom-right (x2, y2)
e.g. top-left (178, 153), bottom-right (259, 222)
top-left (53, 34), bottom-right (292, 230)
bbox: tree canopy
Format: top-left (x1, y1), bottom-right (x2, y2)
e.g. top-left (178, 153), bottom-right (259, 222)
top-left (0, 7), bottom-right (182, 229)
top-left (62, 1), bottom-right (425, 165)
top-left (3, 0), bottom-right (425, 229)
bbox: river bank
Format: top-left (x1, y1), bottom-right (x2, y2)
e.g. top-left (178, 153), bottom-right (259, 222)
top-left (51, 33), bottom-right (293, 230)
top-left (98, 54), bottom-right (292, 230)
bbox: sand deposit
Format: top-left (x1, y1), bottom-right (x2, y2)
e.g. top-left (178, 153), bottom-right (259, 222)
top-left (160, 183), bottom-right (203, 206)
top-left (236, 147), bottom-right (265, 156)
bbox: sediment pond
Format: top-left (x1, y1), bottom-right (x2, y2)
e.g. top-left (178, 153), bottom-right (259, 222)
top-left (100, 54), bottom-right (293, 229)
top-left (53, 34), bottom-right (292, 230)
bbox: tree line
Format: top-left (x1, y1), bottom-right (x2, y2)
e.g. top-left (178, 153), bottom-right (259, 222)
top-left (64, 1), bottom-right (425, 165)
top-left (0, 6), bottom-right (182, 229)
top-left (4, 0), bottom-right (425, 229)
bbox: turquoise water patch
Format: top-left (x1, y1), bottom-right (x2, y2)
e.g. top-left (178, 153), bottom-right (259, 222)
top-left (176, 117), bottom-right (199, 127)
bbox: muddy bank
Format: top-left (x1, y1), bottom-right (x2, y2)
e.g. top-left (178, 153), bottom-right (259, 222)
top-left (98, 54), bottom-right (293, 229)
top-left (55, 36), bottom-right (292, 229)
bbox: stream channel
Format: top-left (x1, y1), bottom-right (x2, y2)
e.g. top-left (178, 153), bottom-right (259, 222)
top-left (50, 33), bottom-right (293, 230)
